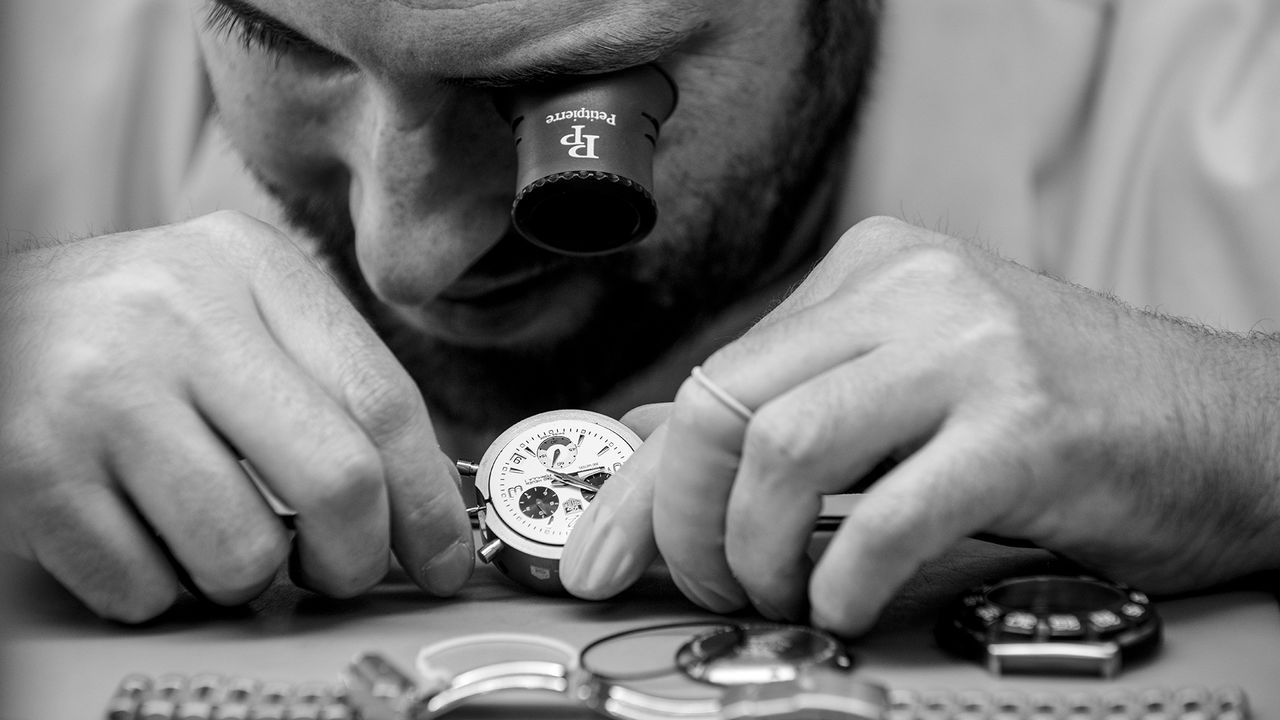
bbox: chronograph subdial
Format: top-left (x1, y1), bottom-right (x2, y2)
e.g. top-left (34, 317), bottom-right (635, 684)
top-left (537, 435), bottom-right (579, 470)
top-left (519, 486), bottom-right (561, 519)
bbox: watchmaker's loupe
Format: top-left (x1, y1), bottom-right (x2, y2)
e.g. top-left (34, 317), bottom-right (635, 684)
top-left (495, 64), bottom-right (678, 256)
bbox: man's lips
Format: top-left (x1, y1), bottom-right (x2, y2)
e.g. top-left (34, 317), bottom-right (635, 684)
top-left (437, 260), bottom-right (571, 305)
top-left (434, 225), bottom-right (578, 305)
top-left (412, 259), bottom-right (598, 347)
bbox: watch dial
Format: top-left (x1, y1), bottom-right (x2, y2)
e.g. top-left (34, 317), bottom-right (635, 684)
top-left (487, 416), bottom-right (636, 545)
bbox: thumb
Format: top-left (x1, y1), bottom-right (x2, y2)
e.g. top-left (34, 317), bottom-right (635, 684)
top-left (620, 403), bottom-right (672, 439)
top-left (561, 424), bottom-right (668, 599)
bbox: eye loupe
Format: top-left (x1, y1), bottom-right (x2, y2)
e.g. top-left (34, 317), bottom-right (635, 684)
top-left (496, 64), bottom-right (678, 256)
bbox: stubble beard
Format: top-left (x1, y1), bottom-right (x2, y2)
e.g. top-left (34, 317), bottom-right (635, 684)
top-left (251, 1), bottom-right (880, 442)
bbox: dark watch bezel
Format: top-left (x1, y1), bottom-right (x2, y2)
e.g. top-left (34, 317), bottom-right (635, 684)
top-left (935, 574), bottom-right (1162, 677)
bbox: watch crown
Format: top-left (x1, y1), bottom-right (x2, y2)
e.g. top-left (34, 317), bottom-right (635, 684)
top-left (477, 537), bottom-right (505, 564)
top-left (456, 460), bottom-right (480, 476)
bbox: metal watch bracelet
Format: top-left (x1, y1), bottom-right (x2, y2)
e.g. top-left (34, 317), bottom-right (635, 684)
top-left (105, 659), bottom-right (1251, 720)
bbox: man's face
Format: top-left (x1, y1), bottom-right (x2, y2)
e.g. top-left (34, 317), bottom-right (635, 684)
top-left (191, 0), bottom-right (877, 437)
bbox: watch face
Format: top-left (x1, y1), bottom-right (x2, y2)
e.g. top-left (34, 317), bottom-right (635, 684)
top-left (934, 574), bottom-right (1162, 677)
top-left (483, 412), bottom-right (639, 547)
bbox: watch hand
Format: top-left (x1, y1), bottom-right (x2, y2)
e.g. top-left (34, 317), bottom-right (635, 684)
top-left (549, 472), bottom-right (600, 493)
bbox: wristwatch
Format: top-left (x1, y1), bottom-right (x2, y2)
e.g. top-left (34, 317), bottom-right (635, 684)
top-left (456, 409), bottom-right (642, 593)
top-left (935, 574), bottom-right (1162, 677)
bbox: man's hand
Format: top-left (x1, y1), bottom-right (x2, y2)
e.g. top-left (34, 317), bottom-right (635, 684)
top-left (0, 211), bottom-right (473, 622)
top-left (562, 216), bottom-right (1280, 635)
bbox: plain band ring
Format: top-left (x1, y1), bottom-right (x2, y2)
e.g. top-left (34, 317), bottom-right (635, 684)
top-left (689, 366), bottom-right (754, 422)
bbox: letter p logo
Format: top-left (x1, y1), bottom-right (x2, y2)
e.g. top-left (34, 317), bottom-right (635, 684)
top-left (560, 125), bottom-right (600, 159)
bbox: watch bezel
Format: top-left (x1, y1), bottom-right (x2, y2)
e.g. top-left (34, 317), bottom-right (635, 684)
top-left (934, 574), bottom-right (1162, 677)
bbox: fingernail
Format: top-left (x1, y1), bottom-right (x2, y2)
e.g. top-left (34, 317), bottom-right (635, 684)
top-left (560, 512), bottom-right (596, 577)
top-left (747, 592), bottom-right (784, 622)
top-left (595, 526), bottom-right (640, 588)
top-left (672, 572), bottom-right (746, 613)
top-left (421, 539), bottom-right (473, 596)
top-left (564, 523), bottom-right (637, 599)
top-left (562, 490), bottom-right (620, 585)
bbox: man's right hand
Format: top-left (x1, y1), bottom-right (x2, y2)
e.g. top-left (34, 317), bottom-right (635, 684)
top-left (0, 211), bottom-right (473, 622)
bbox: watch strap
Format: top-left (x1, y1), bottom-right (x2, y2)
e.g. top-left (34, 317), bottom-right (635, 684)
top-left (107, 666), bottom-right (1252, 720)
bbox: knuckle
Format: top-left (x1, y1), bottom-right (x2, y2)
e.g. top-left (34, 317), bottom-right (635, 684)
top-left (48, 340), bottom-right (133, 409)
top-left (876, 245), bottom-right (971, 290)
top-left (399, 486), bottom-right (463, 530)
top-left (194, 209), bottom-right (265, 236)
top-left (825, 216), bottom-right (964, 289)
top-left (671, 374), bottom-right (734, 427)
top-left (106, 263), bottom-right (215, 335)
top-left (69, 258), bottom-right (221, 358)
top-left (189, 210), bottom-right (293, 264)
top-left (341, 364), bottom-right (425, 447)
top-left (303, 442), bottom-right (386, 510)
top-left (834, 215), bottom-right (923, 255)
top-left (104, 256), bottom-right (190, 304)
top-left (743, 406), bottom-right (824, 471)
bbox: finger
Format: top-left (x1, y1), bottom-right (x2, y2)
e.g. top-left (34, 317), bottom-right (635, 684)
top-left (697, 292), bottom-right (891, 415)
top-left (107, 401), bottom-right (290, 605)
top-left (23, 462), bottom-right (179, 623)
top-left (652, 377), bottom-right (751, 613)
top-left (189, 320), bottom-right (390, 599)
top-left (726, 346), bottom-right (953, 622)
top-left (242, 223), bottom-right (472, 595)
top-left (619, 403), bottom-right (672, 439)
top-left (384, 446), bottom-right (474, 596)
top-left (561, 424), bottom-right (668, 599)
top-left (808, 422), bottom-right (1018, 636)
top-left (648, 288), bottom-right (893, 613)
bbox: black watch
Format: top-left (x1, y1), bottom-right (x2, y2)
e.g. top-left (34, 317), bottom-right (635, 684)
top-left (935, 574), bottom-right (1162, 677)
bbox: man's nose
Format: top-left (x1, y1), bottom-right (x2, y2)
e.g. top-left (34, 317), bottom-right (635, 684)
top-left (347, 84), bottom-right (516, 307)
